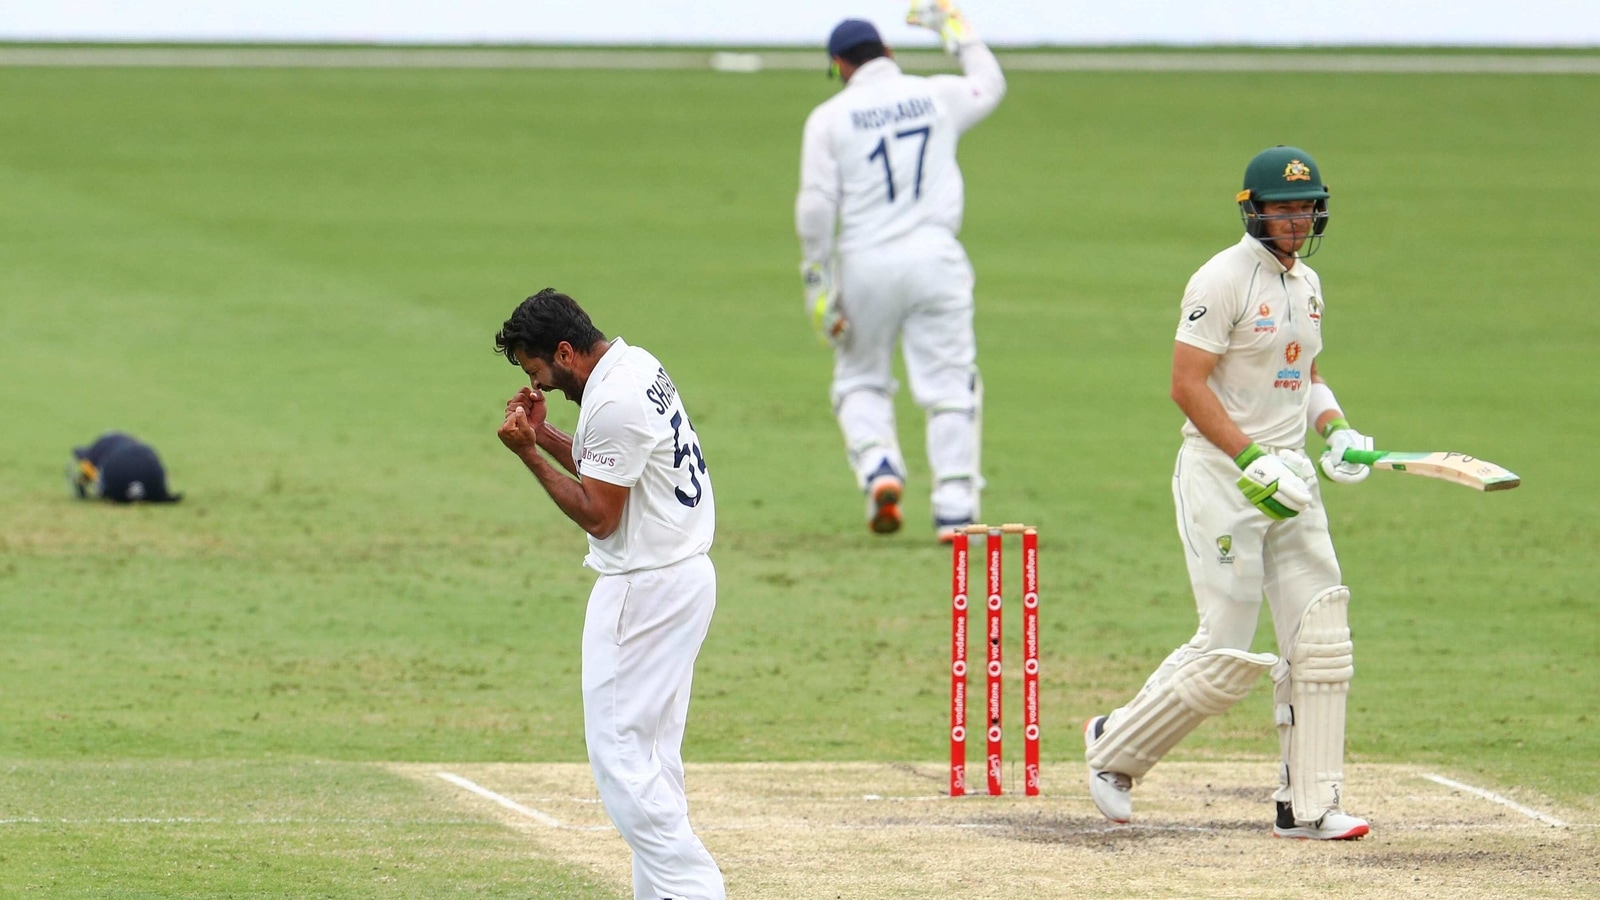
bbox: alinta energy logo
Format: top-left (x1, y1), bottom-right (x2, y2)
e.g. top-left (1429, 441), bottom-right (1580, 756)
top-left (1254, 302), bottom-right (1276, 334)
top-left (1275, 341), bottom-right (1305, 390)
top-left (1283, 159), bottom-right (1313, 182)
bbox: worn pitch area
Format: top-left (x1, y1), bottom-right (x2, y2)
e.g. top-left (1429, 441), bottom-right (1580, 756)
top-left (392, 761), bottom-right (1596, 899)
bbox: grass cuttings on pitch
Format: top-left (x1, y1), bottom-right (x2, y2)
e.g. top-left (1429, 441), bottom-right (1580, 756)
top-left (1, 59), bottom-right (1597, 896)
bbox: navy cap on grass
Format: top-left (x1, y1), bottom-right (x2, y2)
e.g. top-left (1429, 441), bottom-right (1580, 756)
top-left (70, 431), bottom-right (183, 503)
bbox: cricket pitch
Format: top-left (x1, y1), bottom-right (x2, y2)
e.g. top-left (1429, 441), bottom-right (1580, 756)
top-left (395, 760), bottom-right (1597, 899)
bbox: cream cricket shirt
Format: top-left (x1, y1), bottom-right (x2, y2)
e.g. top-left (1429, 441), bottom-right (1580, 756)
top-left (571, 338), bottom-right (715, 575)
top-left (1174, 235), bottom-right (1325, 449)
top-left (795, 47), bottom-right (1005, 263)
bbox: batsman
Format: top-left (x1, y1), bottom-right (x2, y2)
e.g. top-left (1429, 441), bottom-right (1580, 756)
top-left (1083, 146), bottom-right (1374, 840)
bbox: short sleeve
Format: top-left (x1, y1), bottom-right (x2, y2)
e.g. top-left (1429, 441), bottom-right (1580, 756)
top-left (576, 395), bottom-right (652, 488)
top-left (1174, 265), bottom-right (1239, 355)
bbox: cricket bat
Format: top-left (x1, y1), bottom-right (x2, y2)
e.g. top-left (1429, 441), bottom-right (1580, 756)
top-left (1341, 449), bottom-right (1521, 492)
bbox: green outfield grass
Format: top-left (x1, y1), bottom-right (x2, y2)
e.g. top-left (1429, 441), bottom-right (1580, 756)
top-left (2, 58), bottom-right (1596, 895)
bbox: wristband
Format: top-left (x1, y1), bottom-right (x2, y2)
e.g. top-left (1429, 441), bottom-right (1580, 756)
top-left (1234, 443), bottom-right (1266, 470)
top-left (1320, 416), bottom-right (1352, 439)
top-left (1306, 381), bottom-right (1340, 435)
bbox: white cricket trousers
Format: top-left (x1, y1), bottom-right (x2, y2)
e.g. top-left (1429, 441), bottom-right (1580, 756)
top-left (1118, 438), bottom-right (1343, 713)
top-left (831, 227), bottom-right (979, 518)
top-left (582, 553), bottom-right (724, 900)
top-left (1168, 438), bottom-right (1342, 657)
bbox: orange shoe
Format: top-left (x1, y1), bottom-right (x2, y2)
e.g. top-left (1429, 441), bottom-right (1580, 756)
top-left (866, 475), bottom-right (903, 534)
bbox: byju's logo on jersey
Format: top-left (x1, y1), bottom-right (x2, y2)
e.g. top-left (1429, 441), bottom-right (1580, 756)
top-left (581, 447), bottom-right (618, 468)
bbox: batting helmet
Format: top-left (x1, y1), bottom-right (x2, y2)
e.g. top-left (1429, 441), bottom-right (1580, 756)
top-left (69, 431), bottom-right (183, 503)
top-left (1236, 145), bottom-right (1330, 257)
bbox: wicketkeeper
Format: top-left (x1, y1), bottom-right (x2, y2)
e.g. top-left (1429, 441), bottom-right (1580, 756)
top-left (1083, 146), bottom-right (1374, 840)
top-left (795, 1), bottom-right (1005, 540)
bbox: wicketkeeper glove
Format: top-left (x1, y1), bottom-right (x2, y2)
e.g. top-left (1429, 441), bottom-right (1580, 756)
top-left (1235, 444), bottom-right (1314, 520)
top-left (1319, 418), bottom-right (1374, 485)
top-left (801, 261), bottom-right (847, 348)
top-left (906, 0), bottom-right (977, 54)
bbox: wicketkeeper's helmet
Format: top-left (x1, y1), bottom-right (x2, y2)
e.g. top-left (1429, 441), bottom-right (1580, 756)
top-left (1237, 145), bottom-right (1330, 257)
top-left (68, 431), bottom-right (183, 503)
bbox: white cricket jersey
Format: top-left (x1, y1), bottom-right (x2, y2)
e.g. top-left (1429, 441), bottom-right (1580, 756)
top-left (570, 338), bottom-right (714, 575)
top-left (795, 47), bottom-right (1005, 262)
top-left (1175, 235), bottom-right (1325, 449)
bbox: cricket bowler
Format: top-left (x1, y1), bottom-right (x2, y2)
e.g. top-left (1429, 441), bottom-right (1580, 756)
top-left (495, 289), bottom-right (725, 898)
top-left (796, 1), bottom-right (1005, 540)
top-left (1082, 146), bottom-right (1376, 840)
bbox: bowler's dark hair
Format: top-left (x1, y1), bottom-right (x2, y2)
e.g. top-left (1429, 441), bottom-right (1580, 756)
top-left (838, 41), bottom-right (887, 67)
top-left (495, 288), bottom-right (606, 365)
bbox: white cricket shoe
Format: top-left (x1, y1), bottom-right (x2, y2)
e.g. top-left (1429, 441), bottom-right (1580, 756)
top-left (866, 474), bottom-right (903, 535)
top-left (1273, 802), bottom-right (1370, 840)
top-left (1084, 715), bottom-right (1132, 823)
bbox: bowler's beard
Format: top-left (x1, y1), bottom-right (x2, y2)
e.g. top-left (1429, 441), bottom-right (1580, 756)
top-left (545, 362), bottom-right (584, 405)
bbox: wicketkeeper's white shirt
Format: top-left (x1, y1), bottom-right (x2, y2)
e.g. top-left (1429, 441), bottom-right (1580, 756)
top-left (571, 338), bottom-right (715, 575)
top-left (1174, 235), bottom-right (1326, 449)
top-left (795, 47), bottom-right (1005, 262)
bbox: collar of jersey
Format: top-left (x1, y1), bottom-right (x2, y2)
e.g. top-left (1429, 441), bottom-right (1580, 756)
top-left (587, 335), bottom-right (629, 387)
top-left (1238, 233), bottom-right (1305, 277)
top-left (847, 57), bottom-right (902, 86)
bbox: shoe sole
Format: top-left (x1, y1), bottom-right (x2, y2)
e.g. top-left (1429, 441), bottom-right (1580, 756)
top-left (1273, 823), bottom-right (1370, 841)
top-left (868, 481), bottom-right (902, 535)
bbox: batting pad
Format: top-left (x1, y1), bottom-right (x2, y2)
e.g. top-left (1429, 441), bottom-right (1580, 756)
top-left (1088, 648), bottom-right (1278, 779)
top-left (1280, 586), bottom-right (1354, 821)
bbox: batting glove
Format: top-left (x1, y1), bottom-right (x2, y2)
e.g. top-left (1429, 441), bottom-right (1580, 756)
top-left (906, 0), bottom-right (976, 54)
top-left (801, 261), bottom-right (847, 348)
top-left (1320, 419), bottom-right (1374, 484)
top-left (1235, 444), bottom-right (1314, 520)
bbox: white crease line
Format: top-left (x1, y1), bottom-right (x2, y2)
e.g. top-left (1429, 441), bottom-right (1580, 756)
top-left (1421, 773), bottom-right (1567, 827)
top-left (436, 771), bottom-right (564, 828)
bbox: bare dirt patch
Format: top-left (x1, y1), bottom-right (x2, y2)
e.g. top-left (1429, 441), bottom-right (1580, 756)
top-left (394, 760), bottom-right (1596, 899)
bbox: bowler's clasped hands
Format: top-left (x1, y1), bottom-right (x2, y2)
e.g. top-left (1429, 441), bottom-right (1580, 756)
top-left (498, 386), bottom-right (547, 456)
